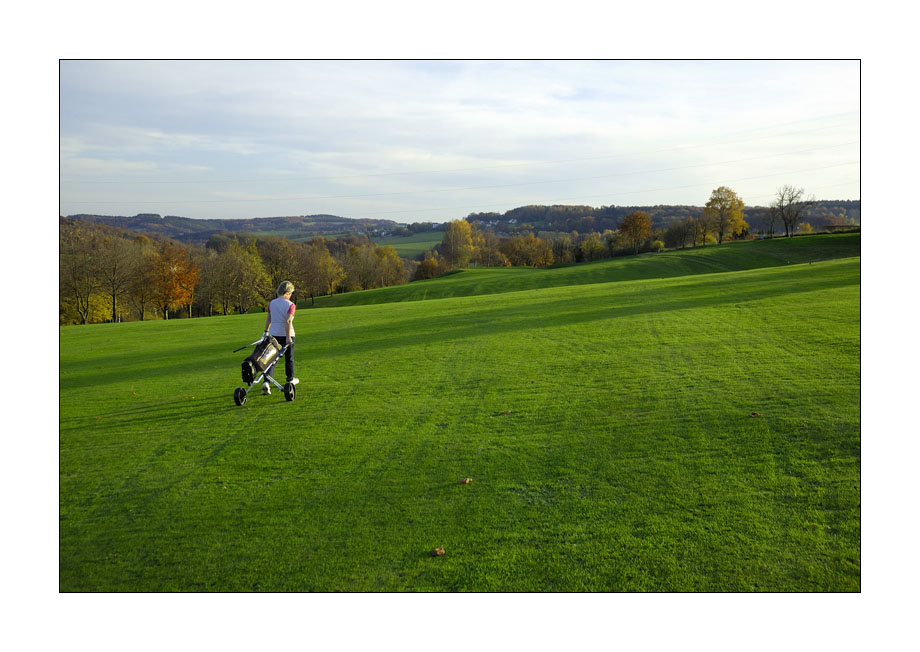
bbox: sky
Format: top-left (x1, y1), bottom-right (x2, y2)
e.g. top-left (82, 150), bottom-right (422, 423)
top-left (59, 60), bottom-right (860, 222)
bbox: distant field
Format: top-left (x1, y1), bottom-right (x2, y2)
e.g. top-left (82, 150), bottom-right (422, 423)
top-left (59, 236), bottom-right (859, 591)
top-left (371, 231), bottom-right (443, 258)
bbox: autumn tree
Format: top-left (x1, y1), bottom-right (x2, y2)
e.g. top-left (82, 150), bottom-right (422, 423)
top-left (550, 232), bottom-right (577, 264)
top-left (772, 185), bottom-right (814, 238)
top-left (298, 240), bottom-right (345, 303)
top-left (500, 233), bottom-right (554, 267)
top-left (578, 232), bottom-right (606, 261)
top-left (152, 242), bottom-right (200, 320)
top-left (215, 239), bottom-right (270, 315)
top-left (441, 220), bottom-right (474, 269)
top-left (618, 210), bottom-right (653, 254)
top-left (374, 245), bottom-right (406, 287)
top-left (343, 244), bottom-right (378, 291)
top-left (257, 236), bottom-right (299, 291)
top-left (472, 227), bottom-right (509, 267)
top-left (414, 251), bottom-right (443, 280)
top-left (703, 186), bottom-right (746, 244)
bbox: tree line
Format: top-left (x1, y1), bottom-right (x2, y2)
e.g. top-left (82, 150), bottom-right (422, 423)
top-left (59, 219), bottom-right (411, 325)
top-left (458, 198), bottom-right (858, 236)
top-left (419, 184), bottom-right (848, 276)
top-left (61, 184), bottom-right (854, 324)
top-left (416, 210), bottom-right (662, 278)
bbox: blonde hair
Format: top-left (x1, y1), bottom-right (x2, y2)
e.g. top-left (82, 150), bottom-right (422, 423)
top-left (277, 281), bottom-right (294, 296)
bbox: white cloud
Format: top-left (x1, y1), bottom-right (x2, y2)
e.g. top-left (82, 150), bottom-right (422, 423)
top-left (59, 60), bottom-right (860, 219)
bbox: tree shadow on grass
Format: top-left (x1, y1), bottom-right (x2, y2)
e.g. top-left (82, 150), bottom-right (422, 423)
top-left (59, 394), bottom-right (235, 432)
top-left (307, 263), bottom-right (859, 363)
top-left (60, 262), bottom-right (858, 390)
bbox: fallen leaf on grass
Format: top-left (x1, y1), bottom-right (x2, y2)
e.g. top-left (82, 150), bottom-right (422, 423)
top-left (494, 410), bottom-right (512, 417)
top-left (432, 546), bottom-right (446, 556)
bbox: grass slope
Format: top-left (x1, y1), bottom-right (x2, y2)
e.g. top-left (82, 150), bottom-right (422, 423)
top-left (371, 232), bottom-right (443, 258)
top-left (59, 246), bottom-right (860, 592)
top-left (315, 233), bottom-right (859, 308)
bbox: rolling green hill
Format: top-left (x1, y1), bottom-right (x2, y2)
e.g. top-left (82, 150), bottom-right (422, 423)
top-left (312, 233), bottom-right (860, 308)
top-left (59, 235), bottom-right (860, 591)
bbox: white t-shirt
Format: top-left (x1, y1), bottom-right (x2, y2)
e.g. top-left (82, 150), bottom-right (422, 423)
top-left (268, 296), bottom-right (296, 338)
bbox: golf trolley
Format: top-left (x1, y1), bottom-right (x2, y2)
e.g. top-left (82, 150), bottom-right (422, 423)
top-left (232, 335), bottom-right (296, 405)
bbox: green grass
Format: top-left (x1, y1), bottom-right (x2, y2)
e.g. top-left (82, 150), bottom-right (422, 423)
top-left (371, 231), bottom-right (443, 258)
top-left (59, 237), bottom-right (860, 592)
top-left (316, 233), bottom-right (860, 308)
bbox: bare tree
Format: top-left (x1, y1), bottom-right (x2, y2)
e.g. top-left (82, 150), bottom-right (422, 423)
top-left (193, 247), bottom-right (220, 317)
top-left (60, 225), bottom-right (100, 324)
top-left (97, 235), bottom-right (135, 322)
top-left (772, 185), bottom-right (815, 238)
top-left (128, 238), bottom-right (157, 320)
top-left (688, 216), bottom-right (712, 247)
top-left (664, 218), bottom-right (694, 249)
top-left (766, 205), bottom-right (782, 238)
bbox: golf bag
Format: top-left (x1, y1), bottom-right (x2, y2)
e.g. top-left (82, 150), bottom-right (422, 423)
top-left (241, 335), bottom-right (282, 384)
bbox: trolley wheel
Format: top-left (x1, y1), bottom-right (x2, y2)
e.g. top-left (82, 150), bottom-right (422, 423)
top-left (234, 387), bottom-right (247, 406)
top-left (283, 382), bottom-right (296, 402)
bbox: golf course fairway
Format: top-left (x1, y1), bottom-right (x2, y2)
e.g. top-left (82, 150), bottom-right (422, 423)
top-left (60, 235), bottom-right (860, 591)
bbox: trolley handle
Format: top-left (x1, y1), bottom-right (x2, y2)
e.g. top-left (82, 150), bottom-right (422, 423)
top-left (232, 336), bottom-right (268, 353)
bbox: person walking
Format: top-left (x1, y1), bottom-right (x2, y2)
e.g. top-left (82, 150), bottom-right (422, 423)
top-left (262, 281), bottom-right (299, 394)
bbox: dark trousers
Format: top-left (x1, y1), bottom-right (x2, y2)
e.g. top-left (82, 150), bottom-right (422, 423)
top-left (266, 337), bottom-right (294, 382)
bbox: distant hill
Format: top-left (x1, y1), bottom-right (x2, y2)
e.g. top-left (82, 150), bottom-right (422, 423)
top-left (64, 213), bottom-right (406, 244)
top-left (66, 199), bottom-right (859, 244)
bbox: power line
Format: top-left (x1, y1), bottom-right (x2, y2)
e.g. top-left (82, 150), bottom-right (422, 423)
top-left (66, 141), bottom-right (859, 206)
top-left (342, 161), bottom-right (859, 218)
top-left (63, 111), bottom-right (859, 186)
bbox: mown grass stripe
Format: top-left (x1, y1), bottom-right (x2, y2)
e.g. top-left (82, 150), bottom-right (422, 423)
top-left (60, 245), bottom-right (859, 591)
